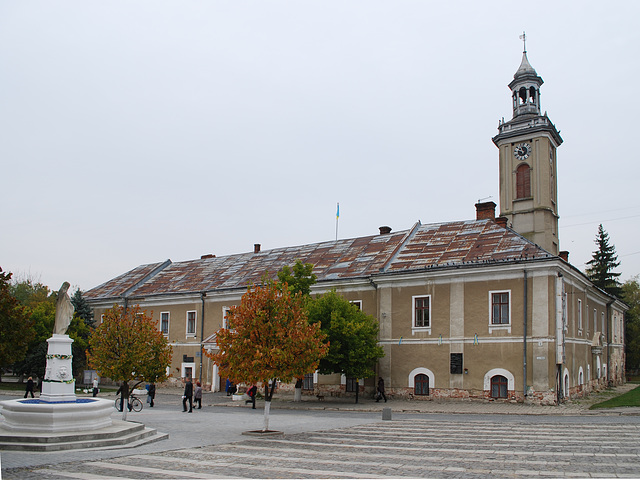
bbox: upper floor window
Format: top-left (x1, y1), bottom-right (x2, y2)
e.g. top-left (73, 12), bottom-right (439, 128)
top-left (577, 299), bottom-right (583, 333)
top-left (350, 300), bottom-right (362, 310)
top-left (161, 312), bottom-right (170, 335)
top-left (491, 291), bottom-right (510, 325)
top-left (412, 295), bottom-right (431, 330)
top-left (186, 311), bottom-right (197, 337)
top-left (515, 164), bottom-right (531, 199)
top-left (222, 307), bottom-right (232, 330)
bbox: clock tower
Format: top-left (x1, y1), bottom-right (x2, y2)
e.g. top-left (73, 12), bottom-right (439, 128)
top-left (493, 40), bottom-right (563, 255)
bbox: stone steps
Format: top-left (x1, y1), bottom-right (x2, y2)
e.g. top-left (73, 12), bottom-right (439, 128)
top-left (0, 420), bottom-right (168, 451)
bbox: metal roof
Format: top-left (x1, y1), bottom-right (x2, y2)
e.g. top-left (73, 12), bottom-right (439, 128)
top-left (84, 219), bottom-right (553, 301)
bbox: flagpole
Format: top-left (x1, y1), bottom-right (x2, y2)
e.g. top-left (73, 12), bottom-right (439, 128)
top-left (335, 202), bottom-right (339, 241)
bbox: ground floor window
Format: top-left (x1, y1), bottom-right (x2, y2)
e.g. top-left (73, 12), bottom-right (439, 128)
top-left (491, 375), bottom-right (508, 399)
top-left (303, 373), bottom-right (314, 390)
top-left (414, 373), bottom-right (429, 395)
top-left (346, 377), bottom-right (358, 392)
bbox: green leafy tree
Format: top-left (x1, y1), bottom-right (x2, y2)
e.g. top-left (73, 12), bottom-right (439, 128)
top-left (622, 277), bottom-right (640, 375)
top-left (277, 261), bottom-right (317, 397)
top-left (0, 268), bottom-right (35, 381)
top-left (12, 299), bottom-right (56, 380)
top-left (87, 304), bottom-right (172, 419)
top-left (206, 279), bottom-right (328, 431)
top-left (586, 224), bottom-right (622, 297)
top-left (277, 260), bottom-right (317, 297)
top-left (11, 282), bottom-right (91, 381)
top-left (307, 290), bottom-right (384, 403)
top-left (10, 276), bottom-right (50, 309)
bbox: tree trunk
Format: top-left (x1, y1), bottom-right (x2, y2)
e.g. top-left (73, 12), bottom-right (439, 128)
top-left (294, 378), bottom-right (303, 402)
top-left (262, 378), bottom-right (277, 431)
top-left (263, 401), bottom-right (271, 431)
top-left (355, 380), bottom-right (359, 404)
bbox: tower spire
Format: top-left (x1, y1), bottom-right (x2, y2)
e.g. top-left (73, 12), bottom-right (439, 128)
top-left (519, 31), bottom-right (527, 53)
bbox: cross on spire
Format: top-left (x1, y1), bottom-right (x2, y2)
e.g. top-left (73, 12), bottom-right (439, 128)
top-left (519, 31), bottom-right (527, 53)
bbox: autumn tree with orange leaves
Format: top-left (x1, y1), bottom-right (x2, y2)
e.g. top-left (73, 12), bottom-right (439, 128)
top-left (205, 279), bottom-right (328, 432)
top-left (87, 305), bottom-right (172, 419)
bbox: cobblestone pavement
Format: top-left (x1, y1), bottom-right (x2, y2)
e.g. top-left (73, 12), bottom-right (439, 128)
top-left (4, 417), bottom-right (640, 479)
top-left (1, 384), bottom-right (639, 479)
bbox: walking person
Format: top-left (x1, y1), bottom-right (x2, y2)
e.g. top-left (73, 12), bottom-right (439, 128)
top-left (92, 377), bottom-right (99, 397)
top-left (245, 384), bottom-right (257, 409)
top-left (116, 381), bottom-right (131, 411)
top-left (182, 377), bottom-right (193, 413)
top-left (147, 383), bottom-right (156, 407)
top-left (24, 376), bottom-right (35, 398)
top-left (376, 377), bottom-right (387, 402)
top-left (194, 381), bottom-right (202, 409)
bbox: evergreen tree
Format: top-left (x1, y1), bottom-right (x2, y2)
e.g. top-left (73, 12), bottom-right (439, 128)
top-left (71, 288), bottom-right (95, 327)
top-left (586, 224), bottom-right (622, 297)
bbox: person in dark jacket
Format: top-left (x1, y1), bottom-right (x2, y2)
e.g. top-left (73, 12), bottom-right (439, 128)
top-left (116, 381), bottom-right (131, 411)
top-left (376, 377), bottom-right (387, 402)
top-left (24, 377), bottom-right (35, 398)
top-left (147, 383), bottom-right (156, 407)
top-left (182, 377), bottom-right (193, 412)
top-left (245, 384), bottom-right (257, 409)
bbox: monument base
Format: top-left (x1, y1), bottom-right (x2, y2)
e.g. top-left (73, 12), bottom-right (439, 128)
top-left (40, 334), bottom-right (76, 403)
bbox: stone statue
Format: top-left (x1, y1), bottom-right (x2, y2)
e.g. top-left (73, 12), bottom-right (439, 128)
top-left (54, 281), bottom-right (75, 335)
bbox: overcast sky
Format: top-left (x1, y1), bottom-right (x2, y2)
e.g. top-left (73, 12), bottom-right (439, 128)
top-left (2, 1), bottom-right (639, 293)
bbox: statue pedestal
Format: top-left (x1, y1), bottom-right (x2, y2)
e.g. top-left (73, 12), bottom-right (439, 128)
top-left (40, 334), bottom-right (76, 403)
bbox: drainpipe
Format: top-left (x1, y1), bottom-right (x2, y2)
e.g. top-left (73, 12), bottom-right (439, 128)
top-left (200, 292), bottom-right (206, 386)
top-left (122, 296), bottom-right (129, 315)
top-left (606, 300), bottom-right (613, 386)
top-left (523, 270), bottom-right (528, 399)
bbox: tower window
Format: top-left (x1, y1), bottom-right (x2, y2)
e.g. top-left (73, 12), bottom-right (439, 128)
top-left (516, 164), bottom-right (531, 198)
top-left (519, 87), bottom-right (528, 105)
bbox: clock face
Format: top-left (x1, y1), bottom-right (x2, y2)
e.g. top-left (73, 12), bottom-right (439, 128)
top-left (514, 143), bottom-right (531, 160)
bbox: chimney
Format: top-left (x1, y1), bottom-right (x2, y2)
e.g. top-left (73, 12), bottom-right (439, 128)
top-left (559, 251), bottom-right (570, 263)
top-left (254, 244), bottom-right (261, 254)
top-left (379, 226), bottom-right (392, 235)
top-left (495, 216), bottom-right (508, 228)
top-left (201, 254), bottom-right (215, 259)
top-left (475, 201), bottom-right (496, 221)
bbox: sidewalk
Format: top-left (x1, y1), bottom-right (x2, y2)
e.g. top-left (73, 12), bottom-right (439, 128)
top-left (205, 382), bottom-right (640, 416)
top-left (2, 382), bottom-right (637, 417)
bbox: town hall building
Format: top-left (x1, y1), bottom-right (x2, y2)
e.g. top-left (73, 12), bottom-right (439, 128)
top-left (85, 48), bottom-right (627, 404)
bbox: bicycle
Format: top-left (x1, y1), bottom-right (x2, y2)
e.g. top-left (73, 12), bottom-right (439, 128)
top-left (114, 394), bottom-right (143, 412)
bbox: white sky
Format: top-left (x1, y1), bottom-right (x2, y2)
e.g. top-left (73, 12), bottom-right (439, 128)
top-left (2, 1), bottom-right (639, 293)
